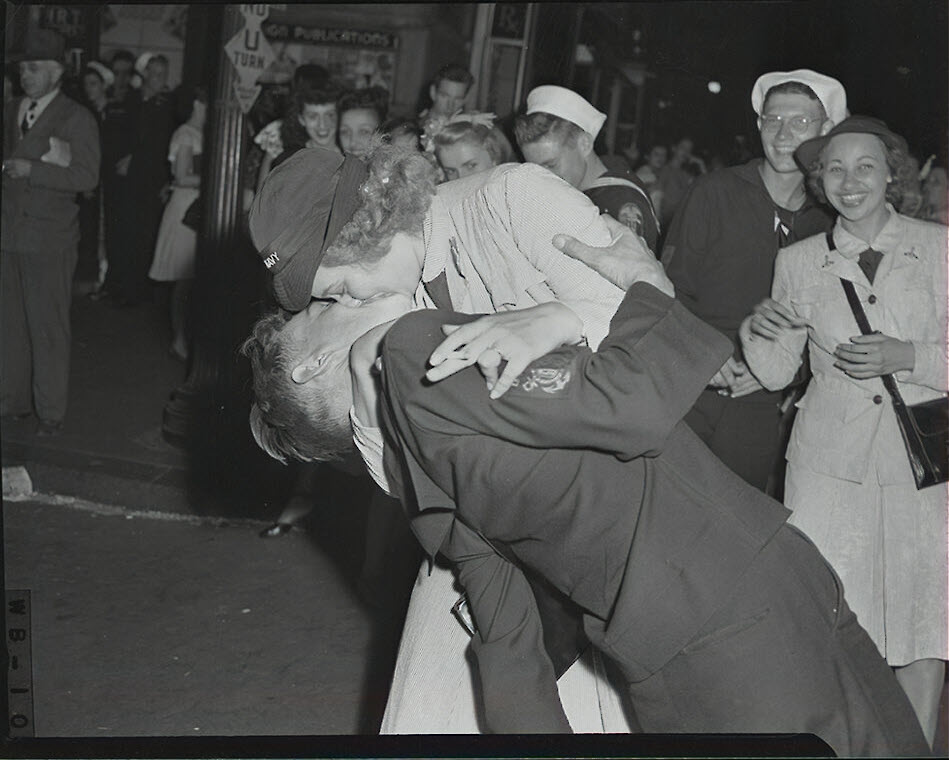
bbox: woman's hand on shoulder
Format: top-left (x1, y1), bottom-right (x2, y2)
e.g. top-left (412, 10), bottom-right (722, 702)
top-left (426, 302), bottom-right (584, 398)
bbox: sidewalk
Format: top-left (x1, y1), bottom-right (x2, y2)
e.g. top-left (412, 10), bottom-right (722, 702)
top-left (1, 291), bottom-right (289, 518)
top-left (3, 494), bottom-right (376, 737)
top-left (1, 292), bottom-right (408, 741)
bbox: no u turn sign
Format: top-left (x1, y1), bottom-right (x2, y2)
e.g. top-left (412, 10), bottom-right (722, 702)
top-left (224, 5), bottom-right (277, 114)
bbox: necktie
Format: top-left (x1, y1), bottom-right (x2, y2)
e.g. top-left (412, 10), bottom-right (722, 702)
top-left (774, 208), bottom-right (795, 248)
top-left (857, 247), bottom-right (884, 284)
top-left (20, 101), bottom-right (37, 135)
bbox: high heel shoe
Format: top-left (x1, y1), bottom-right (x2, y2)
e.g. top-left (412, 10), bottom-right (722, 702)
top-left (259, 522), bottom-right (294, 538)
top-left (168, 345), bottom-right (188, 362)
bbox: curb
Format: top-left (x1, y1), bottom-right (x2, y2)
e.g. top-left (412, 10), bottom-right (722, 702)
top-left (2, 465), bottom-right (33, 498)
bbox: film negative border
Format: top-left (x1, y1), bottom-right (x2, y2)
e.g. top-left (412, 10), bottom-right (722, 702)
top-left (6, 589), bottom-right (34, 738)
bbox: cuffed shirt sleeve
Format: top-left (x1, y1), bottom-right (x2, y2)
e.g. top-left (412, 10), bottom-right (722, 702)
top-left (349, 407), bottom-right (393, 495)
top-left (742, 249), bottom-right (808, 391)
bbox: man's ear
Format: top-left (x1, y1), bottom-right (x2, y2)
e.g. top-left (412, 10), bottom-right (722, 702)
top-left (291, 352), bottom-right (326, 385)
top-left (819, 118), bottom-right (835, 136)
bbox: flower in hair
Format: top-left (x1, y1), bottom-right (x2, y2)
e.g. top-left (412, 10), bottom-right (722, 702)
top-left (421, 110), bottom-right (498, 153)
top-left (447, 111), bottom-right (497, 130)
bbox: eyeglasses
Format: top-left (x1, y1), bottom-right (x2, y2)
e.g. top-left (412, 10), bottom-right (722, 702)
top-left (759, 114), bottom-right (821, 134)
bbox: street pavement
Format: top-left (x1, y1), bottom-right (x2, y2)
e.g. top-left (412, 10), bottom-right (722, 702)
top-left (3, 492), bottom-right (378, 737)
top-left (1, 291), bottom-right (411, 747)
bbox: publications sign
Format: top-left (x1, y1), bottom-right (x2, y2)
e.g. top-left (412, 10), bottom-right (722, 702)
top-left (262, 23), bottom-right (399, 50)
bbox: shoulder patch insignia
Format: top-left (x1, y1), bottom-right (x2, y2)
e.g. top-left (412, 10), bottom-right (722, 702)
top-left (509, 350), bottom-right (574, 397)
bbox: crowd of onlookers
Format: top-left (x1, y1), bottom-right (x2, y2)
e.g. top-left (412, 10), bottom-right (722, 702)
top-left (236, 60), bottom-right (947, 751)
top-left (6, 48), bottom-right (946, 367)
top-left (4, 28), bottom-right (947, 751)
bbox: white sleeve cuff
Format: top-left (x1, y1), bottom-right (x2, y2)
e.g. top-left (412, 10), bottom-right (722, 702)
top-left (349, 406), bottom-right (393, 496)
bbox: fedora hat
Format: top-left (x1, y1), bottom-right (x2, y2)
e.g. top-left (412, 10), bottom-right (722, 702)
top-left (8, 28), bottom-right (65, 63)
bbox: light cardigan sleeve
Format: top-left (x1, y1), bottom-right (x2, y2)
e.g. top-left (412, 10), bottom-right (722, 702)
top-left (741, 246), bottom-right (809, 391)
top-left (900, 328), bottom-right (949, 392)
top-left (501, 165), bottom-right (626, 348)
top-left (896, 225), bottom-right (949, 392)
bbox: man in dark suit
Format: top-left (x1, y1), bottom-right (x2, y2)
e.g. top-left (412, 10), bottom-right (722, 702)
top-left (244, 274), bottom-right (928, 754)
top-left (110, 53), bottom-right (174, 307)
top-left (2, 29), bottom-right (100, 435)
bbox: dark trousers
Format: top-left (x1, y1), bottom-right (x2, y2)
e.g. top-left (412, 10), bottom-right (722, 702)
top-left (1, 241), bottom-right (76, 421)
top-left (76, 189), bottom-right (100, 283)
top-left (102, 173), bottom-right (130, 293)
top-left (684, 388), bottom-right (784, 493)
top-left (106, 179), bottom-right (162, 304)
top-left (615, 524), bottom-right (929, 757)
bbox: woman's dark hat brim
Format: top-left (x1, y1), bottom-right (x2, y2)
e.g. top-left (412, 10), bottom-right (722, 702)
top-left (794, 115), bottom-right (907, 170)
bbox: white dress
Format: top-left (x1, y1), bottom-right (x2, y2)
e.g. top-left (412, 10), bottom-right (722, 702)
top-left (363, 164), bottom-right (641, 733)
top-left (380, 561), bottom-right (634, 733)
top-left (743, 211), bottom-right (948, 666)
top-left (149, 124), bottom-right (202, 282)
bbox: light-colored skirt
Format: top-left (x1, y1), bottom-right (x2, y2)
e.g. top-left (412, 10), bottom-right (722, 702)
top-left (785, 456), bottom-right (948, 666)
top-left (380, 560), bottom-right (635, 733)
top-left (149, 186), bottom-right (199, 282)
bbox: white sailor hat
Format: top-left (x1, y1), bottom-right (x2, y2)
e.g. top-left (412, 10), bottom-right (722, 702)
top-left (85, 61), bottom-right (115, 88)
top-left (751, 69), bottom-right (848, 125)
top-left (135, 51), bottom-right (157, 77)
top-left (526, 85), bottom-right (607, 139)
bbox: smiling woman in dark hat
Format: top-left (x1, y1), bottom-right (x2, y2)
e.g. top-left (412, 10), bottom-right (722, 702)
top-left (794, 116), bottom-right (919, 224)
top-left (740, 116), bottom-right (948, 749)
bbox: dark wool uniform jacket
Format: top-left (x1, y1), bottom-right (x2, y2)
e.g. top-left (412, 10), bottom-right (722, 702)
top-left (2, 92), bottom-right (100, 253)
top-left (662, 159), bottom-right (833, 352)
top-left (379, 283), bottom-right (792, 732)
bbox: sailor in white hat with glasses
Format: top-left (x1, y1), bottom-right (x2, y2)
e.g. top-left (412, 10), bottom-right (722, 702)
top-left (656, 69), bottom-right (847, 495)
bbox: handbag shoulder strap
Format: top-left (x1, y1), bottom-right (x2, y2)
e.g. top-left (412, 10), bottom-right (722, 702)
top-left (839, 277), bottom-right (874, 336)
top-left (829, 232), bottom-right (907, 406)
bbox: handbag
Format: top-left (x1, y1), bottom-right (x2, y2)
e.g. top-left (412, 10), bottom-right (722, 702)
top-left (181, 195), bottom-right (203, 231)
top-left (837, 270), bottom-right (948, 490)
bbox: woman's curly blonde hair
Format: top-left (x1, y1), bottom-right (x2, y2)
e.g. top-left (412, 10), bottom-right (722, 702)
top-left (323, 144), bottom-right (439, 267)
